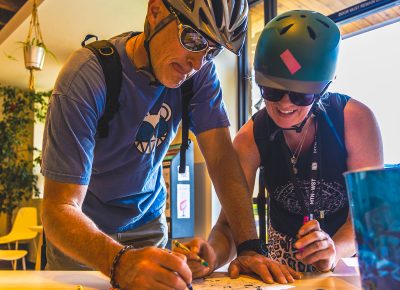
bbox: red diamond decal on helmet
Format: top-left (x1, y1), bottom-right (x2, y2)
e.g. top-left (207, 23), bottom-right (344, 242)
top-left (280, 49), bottom-right (301, 75)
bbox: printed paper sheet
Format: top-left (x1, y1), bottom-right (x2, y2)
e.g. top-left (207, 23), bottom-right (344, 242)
top-left (192, 272), bottom-right (295, 289)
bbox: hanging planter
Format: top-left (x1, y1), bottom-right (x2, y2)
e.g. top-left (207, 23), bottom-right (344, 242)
top-left (23, 43), bottom-right (46, 70)
top-left (23, 0), bottom-right (52, 90)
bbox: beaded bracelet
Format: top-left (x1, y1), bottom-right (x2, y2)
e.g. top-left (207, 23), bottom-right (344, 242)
top-left (109, 245), bottom-right (135, 289)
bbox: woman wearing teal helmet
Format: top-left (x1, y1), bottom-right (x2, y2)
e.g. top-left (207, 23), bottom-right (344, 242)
top-left (182, 10), bottom-right (383, 280)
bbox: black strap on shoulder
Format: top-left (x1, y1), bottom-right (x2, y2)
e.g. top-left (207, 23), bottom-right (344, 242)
top-left (82, 34), bottom-right (122, 138)
top-left (253, 111), bottom-right (272, 244)
top-left (257, 166), bottom-right (268, 244)
top-left (179, 77), bottom-right (194, 173)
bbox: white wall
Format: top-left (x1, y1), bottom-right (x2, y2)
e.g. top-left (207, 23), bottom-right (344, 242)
top-left (211, 50), bottom-right (239, 228)
top-left (330, 21), bottom-right (400, 164)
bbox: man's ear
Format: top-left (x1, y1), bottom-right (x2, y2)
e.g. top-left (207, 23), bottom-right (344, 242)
top-left (147, 0), bottom-right (167, 27)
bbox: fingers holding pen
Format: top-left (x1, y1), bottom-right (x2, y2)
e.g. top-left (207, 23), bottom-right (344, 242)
top-left (294, 219), bottom-right (336, 271)
top-left (295, 228), bottom-right (327, 250)
top-left (297, 219), bottom-right (321, 238)
top-left (173, 238), bottom-right (214, 279)
top-left (116, 247), bottom-right (192, 290)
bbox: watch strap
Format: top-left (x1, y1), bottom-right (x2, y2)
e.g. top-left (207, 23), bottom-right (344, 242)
top-left (236, 239), bottom-right (268, 256)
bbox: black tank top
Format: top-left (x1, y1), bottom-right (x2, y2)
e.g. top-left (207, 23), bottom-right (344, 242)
top-left (253, 93), bottom-right (350, 239)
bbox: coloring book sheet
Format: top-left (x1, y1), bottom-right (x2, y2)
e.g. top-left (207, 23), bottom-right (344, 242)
top-left (192, 273), bottom-right (295, 289)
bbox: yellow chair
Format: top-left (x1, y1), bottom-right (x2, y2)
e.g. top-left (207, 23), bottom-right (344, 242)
top-left (0, 250), bottom-right (27, 270)
top-left (28, 225), bottom-right (43, 270)
top-left (0, 207), bottom-right (38, 270)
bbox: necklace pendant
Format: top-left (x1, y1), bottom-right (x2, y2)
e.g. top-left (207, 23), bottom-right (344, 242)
top-left (291, 156), bottom-right (297, 165)
top-left (293, 166), bottom-right (298, 175)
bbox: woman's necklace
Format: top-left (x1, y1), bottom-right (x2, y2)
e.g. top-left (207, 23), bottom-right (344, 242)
top-left (287, 117), bottom-right (313, 175)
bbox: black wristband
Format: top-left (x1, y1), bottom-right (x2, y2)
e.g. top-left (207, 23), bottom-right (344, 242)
top-left (110, 245), bottom-right (135, 289)
top-left (236, 239), bottom-right (268, 256)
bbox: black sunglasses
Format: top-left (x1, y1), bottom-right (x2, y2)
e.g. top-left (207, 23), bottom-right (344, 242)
top-left (169, 7), bottom-right (223, 61)
top-left (259, 86), bottom-right (316, 106)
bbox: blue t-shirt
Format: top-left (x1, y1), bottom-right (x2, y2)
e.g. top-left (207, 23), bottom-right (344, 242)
top-left (41, 32), bottom-right (230, 234)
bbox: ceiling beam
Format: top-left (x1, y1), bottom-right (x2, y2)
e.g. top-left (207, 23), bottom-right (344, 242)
top-left (0, 8), bottom-right (13, 24)
top-left (0, 0), bottom-right (27, 13)
top-left (0, 0), bottom-right (44, 45)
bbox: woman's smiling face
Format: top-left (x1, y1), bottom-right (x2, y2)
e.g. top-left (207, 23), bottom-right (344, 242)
top-left (265, 93), bottom-right (314, 129)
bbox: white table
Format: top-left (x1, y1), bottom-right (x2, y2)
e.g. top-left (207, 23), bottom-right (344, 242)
top-left (0, 258), bottom-right (361, 289)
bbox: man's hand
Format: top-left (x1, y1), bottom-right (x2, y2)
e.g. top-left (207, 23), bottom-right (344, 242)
top-left (228, 252), bottom-right (301, 284)
top-left (294, 219), bottom-right (336, 272)
top-left (115, 246), bottom-right (192, 290)
top-left (173, 237), bottom-right (215, 279)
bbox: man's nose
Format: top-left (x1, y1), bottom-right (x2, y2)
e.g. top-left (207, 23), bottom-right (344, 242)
top-left (188, 51), bottom-right (205, 71)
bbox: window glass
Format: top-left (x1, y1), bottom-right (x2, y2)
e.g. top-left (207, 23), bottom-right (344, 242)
top-left (330, 21), bottom-right (400, 164)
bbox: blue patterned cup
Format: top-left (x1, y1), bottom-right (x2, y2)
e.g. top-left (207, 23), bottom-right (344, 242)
top-left (344, 167), bottom-right (400, 290)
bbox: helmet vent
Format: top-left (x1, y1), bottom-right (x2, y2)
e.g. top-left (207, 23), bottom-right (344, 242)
top-left (316, 19), bottom-right (330, 28)
top-left (183, 0), bottom-right (195, 12)
top-left (210, 0), bottom-right (223, 28)
top-left (307, 26), bottom-right (316, 40)
top-left (279, 24), bottom-right (294, 35)
top-left (232, 20), bottom-right (247, 40)
top-left (230, 1), bottom-right (241, 29)
top-left (276, 15), bottom-right (290, 21)
top-left (300, 14), bottom-right (307, 18)
top-left (199, 8), bottom-right (211, 26)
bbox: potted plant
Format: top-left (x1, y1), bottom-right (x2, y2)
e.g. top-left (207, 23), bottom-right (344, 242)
top-left (0, 86), bottom-right (50, 232)
top-left (4, 1), bottom-right (56, 91)
top-left (23, 38), bottom-right (46, 71)
top-left (24, 0), bottom-right (46, 71)
top-left (22, 0), bottom-right (55, 90)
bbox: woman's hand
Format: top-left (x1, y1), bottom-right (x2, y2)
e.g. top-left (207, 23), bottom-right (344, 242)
top-left (294, 219), bottom-right (336, 272)
top-left (173, 237), bottom-right (216, 279)
top-left (228, 252), bottom-right (301, 284)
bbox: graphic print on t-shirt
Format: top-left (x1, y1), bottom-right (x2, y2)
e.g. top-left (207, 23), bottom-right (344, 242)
top-left (135, 103), bottom-right (171, 154)
top-left (274, 178), bottom-right (346, 215)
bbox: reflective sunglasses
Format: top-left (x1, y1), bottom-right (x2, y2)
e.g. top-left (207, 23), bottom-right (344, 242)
top-left (169, 7), bottom-right (223, 61)
top-left (259, 86), bottom-right (316, 106)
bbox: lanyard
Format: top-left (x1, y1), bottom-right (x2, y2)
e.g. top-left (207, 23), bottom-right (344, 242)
top-left (291, 120), bottom-right (321, 219)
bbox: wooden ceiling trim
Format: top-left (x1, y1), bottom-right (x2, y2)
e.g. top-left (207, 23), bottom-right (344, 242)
top-left (339, 6), bottom-right (400, 35)
top-left (250, 0), bottom-right (399, 37)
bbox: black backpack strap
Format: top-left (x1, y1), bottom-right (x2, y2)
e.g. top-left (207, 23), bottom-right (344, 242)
top-left (179, 77), bottom-right (194, 173)
top-left (257, 166), bottom-right (268, 245)
top-left (82, 35), bottom-right (122, 138)
top-left (253, 110), bottom-right (272, 245)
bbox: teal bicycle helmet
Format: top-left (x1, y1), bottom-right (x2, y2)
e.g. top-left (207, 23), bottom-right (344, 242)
top-left (254, 10), bottom-right (341, 94)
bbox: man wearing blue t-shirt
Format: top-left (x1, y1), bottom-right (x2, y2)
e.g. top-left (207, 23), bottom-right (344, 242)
top-left (41, 1), bottom-right (261, 289)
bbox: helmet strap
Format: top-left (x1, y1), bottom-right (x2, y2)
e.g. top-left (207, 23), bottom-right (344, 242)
top-left (140, 14), bottom-right (176, 86)
top-left (269, 102), bottom-right (317, 142)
